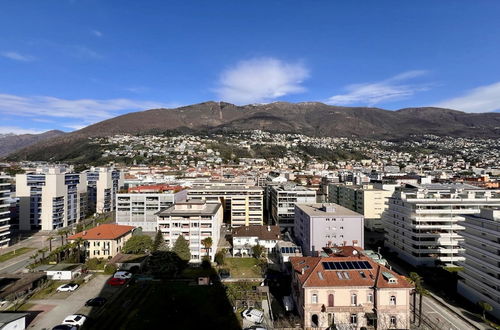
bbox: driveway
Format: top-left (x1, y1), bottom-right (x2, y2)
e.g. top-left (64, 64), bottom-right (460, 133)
top-left (27, 275), bottom-right (118, 329)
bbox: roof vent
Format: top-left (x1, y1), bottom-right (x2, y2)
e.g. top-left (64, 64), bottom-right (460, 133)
top-left (82, 231), bottom-right (87, 236)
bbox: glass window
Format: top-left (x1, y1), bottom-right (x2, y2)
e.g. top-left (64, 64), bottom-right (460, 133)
top-left (312, 294), bottom-right (318, 304)
top-left (390, 316), bottom-right (397, 326)
top-left (328, 294), bottom-right (334, 307)
top-left (350, 314), bottom-right (357, 324)
top-left (367, 293), bottom-right (373, 303)
top-left (351, 293), bottom-right (357, 306)
top-left (390, 295), bottom-right (396, 305)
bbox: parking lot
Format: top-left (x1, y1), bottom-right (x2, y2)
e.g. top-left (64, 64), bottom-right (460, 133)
top-left (25, 275), bottom-right (118, 329)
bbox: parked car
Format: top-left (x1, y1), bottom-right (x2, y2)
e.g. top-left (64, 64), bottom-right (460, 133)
top-left (56, 283), bottom-right (79, 292)
top-left (85, 297), bottom-right (107, 307)
top-left (283, 296), bottom-right (294, 312)
top-left (242, 308), bottom-right (264, 324)
top-left (61, 314), bottom-right (87, 327)
top-left (107, 277), bottom-right (126, 286)
top-left (113, 271), bottom-right (132, 279)
top-left (218, 269), bottom-right (230, 279)
top-left (52, 325), bottom-right (78, 330)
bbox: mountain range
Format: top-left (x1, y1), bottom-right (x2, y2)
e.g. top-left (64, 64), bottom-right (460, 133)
top-left (5, 101), bottom-right (500, 161)
top-left (0, 130), bottom-right (66, 158)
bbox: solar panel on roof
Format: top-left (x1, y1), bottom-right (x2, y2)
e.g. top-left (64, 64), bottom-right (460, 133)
top-left (339, 262), bottom-right (348, 270)
top-left (362, 261), bottom-right (373, 269)
top-left (322, 260), bottom-right (373, 271)
top-left (322, 262), bottom-right (331, 270)
top-left (345, 261), bottom-right (354, 269)
top-left (352, 261), bottom-right (362, 269)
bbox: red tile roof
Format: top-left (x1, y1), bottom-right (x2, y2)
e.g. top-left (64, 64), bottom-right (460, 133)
top-left (68, 224), bottom-right (135, 240)
top-left (290, 251), bottom-right (413, 289)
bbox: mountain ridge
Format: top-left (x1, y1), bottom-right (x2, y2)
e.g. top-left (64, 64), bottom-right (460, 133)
top-left (0, 130), bottom-right (66, 158)
top-left (6, 101), bottom-right (500, 161)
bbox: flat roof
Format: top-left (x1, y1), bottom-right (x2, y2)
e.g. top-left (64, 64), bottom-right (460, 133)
top-left (296, 203), bottom-right (362, 217)
top-left (157, 202), bottom-right (221, 217)
top-left (188, 185), bottom-right (263, 191)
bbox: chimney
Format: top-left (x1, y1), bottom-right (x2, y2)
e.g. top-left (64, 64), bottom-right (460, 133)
top-left (83, 231), bottom-right (87, 236)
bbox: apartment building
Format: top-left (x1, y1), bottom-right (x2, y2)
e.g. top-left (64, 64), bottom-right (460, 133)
top-left (157, 201), bottom-right (223, 262)
top-left (290, 246), bottom-right (413, 329)
top-left (457, 208), bottom-right (500, 320)
top-left (270, 183), bottom-right (317, 231)
top-left (0, 174), bottom-right (11, 247)
top-left (295, 203), bottom-right (364, 256)
top-left (328, 183), bottom-right (394, 231)
top-left (116, 192), bottom-right (177, 232)
top-left (187, 183), bottom-right (263, 227)
top-left (85, 167), bottom-right (124, 214)
top-left (383, 183), bottom-right (500, 267)
top-left (68, 223), bottom-right (135, 258)
top-left (16, 167), bottom-right (87, 231)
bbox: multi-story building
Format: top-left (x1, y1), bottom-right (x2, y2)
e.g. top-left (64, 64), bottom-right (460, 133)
top-left (294, 203), bottom-right (364, 256)
top-left (157, 201), bottom-right (223, 262)
top-left (457, 208), bottom-right (500, 320)
top-left (0, 174), bottom-right (12, 247)
top-left (290, 246), bottom-right (413, 329)
top-left (231, 225), bottom-right (281, 256)
top-left (16, 167), bottom-right (87, 231)
top-left (383, 183), bottom-right (500, 267)
top-left (116, 192), bottom-right (178, 232)
top-left (68, 223), bottom-right (135, 258)
top-left (328, 183), bottom-right (394, 231)
top-left (270, 183), bottom-right (317, 231)
top-left (85, 167), bottom-right (124, 214)
top-left (187, 183), bottom-right (263, 227)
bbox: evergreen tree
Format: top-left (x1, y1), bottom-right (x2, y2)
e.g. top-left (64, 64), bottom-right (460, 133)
top-left (173, 235), bottom-right (191, 261)
top-left (152, 230), bottom-right (164, 252)
top-left (122, 235), bottom-right (153, 254)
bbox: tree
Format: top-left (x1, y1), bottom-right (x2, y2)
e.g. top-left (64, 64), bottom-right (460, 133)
top-left (408, 272), bottom-right (428, 326)
top-left (172, 235), bottom-right (191, 261)
top-left (201, 237), bottom-right (213, 257)
top-left (73, 237), bottom-right (86, 263)
top-left (215, 249), bottom-right (226, 266)
top-left (478, 301), bottom-right (493, 321)
top-left (152, 230), bottom-right (164, 252)
top-left (46, 235), bottom-right (53, 252)
top-left (251, 244), bottom-right (266, 258)
top-left (122, 235), bottom-right (153, 254)
top-left (76, 223), bottom-right (84, 234)
top-left (148, 251), bottom-right (186, 278)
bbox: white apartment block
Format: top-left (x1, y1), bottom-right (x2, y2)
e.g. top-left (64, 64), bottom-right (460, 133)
top-left (0, 174), bottom-right (11, 248)
top-left (270, 182), bottom-right (316, 231)
top-left (328, 183), bottom-right (394, 231)
top-left (85, 167), bottom-right (124, 214)
top-left (16, 167), bottom-right (87, 231)
top-left (157, 201), bottom-right (223, 262)
top-left (187, 183), bottom-right (263, 227)
top-left (457, 208), bottom-right (500, 320)
top-left (384, 184), bottom-right (500, 267)
top-left (116, 192), bottom-right (176, 232)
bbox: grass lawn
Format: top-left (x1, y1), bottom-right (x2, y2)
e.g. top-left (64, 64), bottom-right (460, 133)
top-left (30, 279), bottom-right (85, 300)
top-left (225, 257), bottom-right (262, 278)
top-left (8, 302), bottom-right (35, 311)
top-left (0, 247), bottom-right (35, 263)
top-left (85, 281), bottom-right (240, 330)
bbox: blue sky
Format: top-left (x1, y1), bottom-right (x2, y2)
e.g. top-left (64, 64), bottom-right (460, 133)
top-left (1, 1), bottom-right (500, 134)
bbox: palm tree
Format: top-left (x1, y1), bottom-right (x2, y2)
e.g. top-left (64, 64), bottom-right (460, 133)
top-left (407, 272), bottom-right (429, 326)
top-left (201, 237), bottom-right (213, 258)
top-left (57, 229), bottom-right (66, 246)
top-left (46, 235), bottom-right (53, 252)
top-left (478, 301), bottom-right (493, 321)
top-left (408, 272), bottom-right (421, 323)
top-left (73, 237), bottom-right (85, 263)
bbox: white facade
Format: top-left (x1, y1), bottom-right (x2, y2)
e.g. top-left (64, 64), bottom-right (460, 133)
top-left (16, 167), bottom-right (87, 231)
top-left (0, 174), bottom-right (11, 247)
top-left (86, 167), bottom-right (124, 213)
top-left (384, 184), bottom-right (500, 267)
top-left (116, 192), bottom-right (176, 232)
top-left (157, 201), bottom-right (223, 262)
top-left (457, 208), bottom-right (500, 320)
top-left (231, 225), bottom-right (281, 256)
top-left (271, 183), bottom-right (317, 230)
top-left (187, 183), bottom-right (263, 227)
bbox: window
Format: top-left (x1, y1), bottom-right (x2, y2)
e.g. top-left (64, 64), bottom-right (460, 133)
top-left (390, 295), bottom-right (396, 305)
top-left (390, 316), bottom-right (397, 326)
top-left (350, 314), bottom-right (357, 324)
top-left (367, 293), bottom-right (373, 303)
top-left (351, 293), bottom-right (357, 306)
top-left (328, 294), bottom-right (334, 307)
top-left (312, 294), bottom-right (318, 304)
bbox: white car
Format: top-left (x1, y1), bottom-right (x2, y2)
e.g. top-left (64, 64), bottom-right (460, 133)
top-left (242, 308), bottom-right (264, 324)
top-left (113, 271), bottom-right (132, 279)
top-left (56, 283), bottom-right (79, 292)
top-left (62, 314), bottom-right (87, 327)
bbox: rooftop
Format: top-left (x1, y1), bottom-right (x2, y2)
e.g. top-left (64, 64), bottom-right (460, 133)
top-left (295, 203), bottom-right (362, 217)
top-left (232, 225), bottom-right (281, 240)
top-left (68, 224), bottom-right (135, 240)
top-left (157, 201), bottom-right (221, 217)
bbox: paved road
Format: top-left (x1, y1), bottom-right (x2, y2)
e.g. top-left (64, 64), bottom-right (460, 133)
top-left (28, 275), bottom-right (115, 330)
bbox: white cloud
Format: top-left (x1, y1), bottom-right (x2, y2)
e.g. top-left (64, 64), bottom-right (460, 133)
top-left (72, 45), bottom-right (102, 59)
top-left (434, 82), bottom-right (500, 113)
top-left (91, 30), bottom-right (103, 37)
top-left (327, 70), bottom-right (430, 106)
top-left (215, 57), bottom-right (309, 104)
top-left (0, 51), bottom-right (35, 62)
top-left (0, 93), bottom-right (169, 127)
top-left (0, 126), bottom-right (45, 135)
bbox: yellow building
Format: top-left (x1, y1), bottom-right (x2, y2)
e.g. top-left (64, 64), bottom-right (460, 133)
top-left (68, 224), bottom-right (135, 258)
